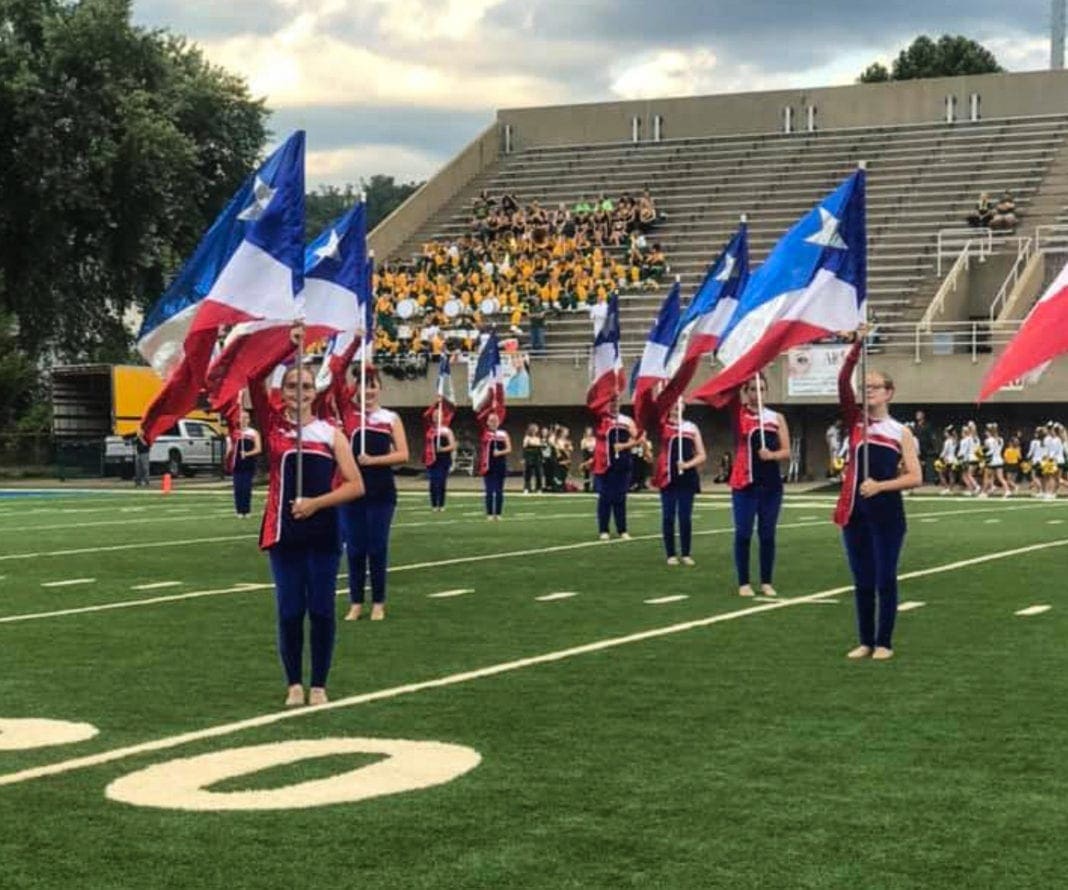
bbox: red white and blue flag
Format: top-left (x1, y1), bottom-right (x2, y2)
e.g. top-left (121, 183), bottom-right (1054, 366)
top-left (423, 354), bottom-right (456, 467)
top-left (693, 170), bottom-right (866, 406)
top-left (586, 293), bottom-right (625, 418)
top-left (471, 332), bottom-right (505, 426)
top-left (979, 257), bottom-right (1068, 400)
top-left (632, 280), bottom-right (681, 432)
top-left (138, 132), bottom-right (306, 440)
top-left (658, 221), bottom-right (749, 409)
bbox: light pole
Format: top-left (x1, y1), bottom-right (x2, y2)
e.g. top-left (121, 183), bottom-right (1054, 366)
top-left (1054, 0), bottom-right (1066, 69)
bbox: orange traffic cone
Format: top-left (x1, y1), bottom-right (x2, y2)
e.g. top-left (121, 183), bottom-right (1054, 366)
top-left (161, 472), bottom-right (173, 494)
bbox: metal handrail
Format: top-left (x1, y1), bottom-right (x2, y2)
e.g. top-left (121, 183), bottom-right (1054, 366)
top-left (1034, 223), bottom-right (1068, 253)
top-left (936, 227), bottom-right (991, 276)
top-left (920, 240), bottom-right (974, 330)
top-left (988, 236), bottom-right (1034, 320)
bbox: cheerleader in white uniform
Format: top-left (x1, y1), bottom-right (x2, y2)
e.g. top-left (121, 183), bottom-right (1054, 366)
top-left (958, 422), bottom-right (981, 496)
top-left (983, 423), bottom-right (1013, 498)
top-left (938, 426), bottom-right (958, 495)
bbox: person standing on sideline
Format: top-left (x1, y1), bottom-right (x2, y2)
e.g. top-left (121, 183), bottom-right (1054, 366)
top-left (425, 396), bottom-right (456, 512)
top-left (655, 400), bottom-right (706, 565)
top-left (480, 411), bottom-right (511, 519)
top-left (835, 327), bottom-right (922, 662)
top-left (580, 426), bottom-right (596, 492)
top-left (522, 423), bottom-right (543, 494)
top-left (593, 396), bottom-right (642, 540)
top-left (339, 368), bottom-right (409, 622)
top-left (227, 410), bottom-right (262, 517)
top-left (133, 429), bottom-right (151, 488)
top-left (250, 349), bottom-right (363, 707)
top-left (728, 374), bottom-right (790, 598)
top-left (938, 426), bottom-right (958, 495)
top-left (913, 410), bottom-right (937, 486)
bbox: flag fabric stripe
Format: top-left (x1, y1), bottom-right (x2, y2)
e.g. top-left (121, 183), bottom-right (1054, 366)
top-left (979, 259), bottom-right (1068, 400)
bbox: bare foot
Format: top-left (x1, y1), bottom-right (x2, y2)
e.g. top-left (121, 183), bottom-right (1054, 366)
top-left (344, 604), bottom-right (362, 622)
top-left (738, 584), bottom-right (755, 598)
top-left (370, 604), bottom-right (385, 621)
top-left (846, 645), bottom-right (873, 660)
top-left (285, 684), bottom-right (305, 707)
top-left (308, 687), bottom-right (328, 706)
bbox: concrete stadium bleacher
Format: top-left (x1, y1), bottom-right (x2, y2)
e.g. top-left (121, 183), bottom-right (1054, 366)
top-left (388, 114), bottom-right (1068, 354)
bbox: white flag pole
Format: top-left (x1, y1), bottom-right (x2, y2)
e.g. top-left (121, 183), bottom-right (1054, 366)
top-left (754, 373), bottom-right (767, 451)
top-left (858, 160), bottom-right (870, 480)
top-left (360, 246), bottom-right (374, 456)
top-left (676, 397), bottom-right (684, 473)
top-left (295, 328), bottom-right (305, 501)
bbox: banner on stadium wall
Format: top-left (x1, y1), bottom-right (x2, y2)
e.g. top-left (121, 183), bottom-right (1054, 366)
top-left (465, 351), bottom-right (531, 400)
top-left (786, 344), bottom-right (850, 397)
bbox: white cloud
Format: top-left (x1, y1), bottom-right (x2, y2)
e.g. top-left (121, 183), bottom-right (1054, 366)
top-left (366, 0), bottom-right (506, 43)
top-left (306, 143), bottom-right (444, 188)
top-left (200, 23), bottom-right (561, 109)
top-left (610, 49), bottom-right (719, 100)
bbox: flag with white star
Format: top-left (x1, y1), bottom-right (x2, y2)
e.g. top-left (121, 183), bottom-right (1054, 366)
top-left (302, 202), bottom-right (368, 394)
top-left (693, 169), bottom-right (866, 406)
top-left (137, 132), bottom-right (306, 440)
top-left (657, 219), bottom-right (749, 409)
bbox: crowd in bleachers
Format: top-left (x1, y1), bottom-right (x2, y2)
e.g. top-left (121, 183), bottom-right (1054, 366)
top-left (369, 190), bottom-right (667, 365)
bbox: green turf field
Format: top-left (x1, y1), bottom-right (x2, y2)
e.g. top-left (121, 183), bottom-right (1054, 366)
top-left (1, 486), bottom-right (1066, 889)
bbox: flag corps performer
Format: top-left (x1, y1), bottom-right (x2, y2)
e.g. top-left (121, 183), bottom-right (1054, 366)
top-left (835, 324), bottom-right (921, 661)
top-left (654, 398), bottom-right (706, 565)
top-left (472, 333), bottom-right (511, 519)
top-left (251, 327), bottom-right (364, 703)
top-left (588, 294), bottom-right (640, 540)
top-left (424, 354), bottom-right (457, 511)
top-left (726, 374), bottom-right (790, 596)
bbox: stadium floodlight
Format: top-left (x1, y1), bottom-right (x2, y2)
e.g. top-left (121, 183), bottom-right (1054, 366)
top-left (1054, 0), bottom-right (1066, 69)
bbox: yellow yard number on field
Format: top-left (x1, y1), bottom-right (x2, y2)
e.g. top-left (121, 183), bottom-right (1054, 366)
top-left (105, 738), bottom-right (482, 811)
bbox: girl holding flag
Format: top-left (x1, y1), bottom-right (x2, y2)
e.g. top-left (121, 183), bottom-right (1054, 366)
top-left (423, 355), bottom-right (457, 511)
top-left (339, 367), bottom-right (409, 621)
top-left (835, 326), bottom-right (921, 661)
top-left (424, 395), bottom-right (456, 511)
top-left (480, 411), bottom-right (511, 519)
top-left (226, 410), bottom-right (262, 518)
top-left (727, 374), bottom-right (790, 597)
top-left (249, 328), bottom-right (364, 707)
top-left (655, 399), bottom-right (706, 565)
top-left (593, 396), bottom-right (642, 540)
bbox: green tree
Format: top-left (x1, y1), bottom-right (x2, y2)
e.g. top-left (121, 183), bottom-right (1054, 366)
top-left (0, 0), bottom-right (269, 368)
top-left (305, 175), bottom-right (422, 240)
top-left (859, 35), bottom-right (1003, 83)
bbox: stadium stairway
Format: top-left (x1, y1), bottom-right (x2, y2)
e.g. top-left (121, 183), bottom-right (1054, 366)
top-left (388, 115), bottom-right (1068, 354)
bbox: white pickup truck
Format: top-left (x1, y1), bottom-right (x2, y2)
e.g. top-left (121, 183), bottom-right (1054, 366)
top-left (104, 419), bottom-right (225, 478)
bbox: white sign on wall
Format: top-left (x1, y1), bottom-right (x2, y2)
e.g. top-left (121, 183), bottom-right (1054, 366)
top-left (787, 344), bottom-right (850, 397)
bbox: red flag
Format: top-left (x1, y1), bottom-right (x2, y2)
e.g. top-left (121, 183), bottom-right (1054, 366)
top-left (979, 259), bottom-right (1068, 401)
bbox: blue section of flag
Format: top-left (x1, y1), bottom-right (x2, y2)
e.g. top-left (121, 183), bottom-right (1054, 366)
top-left (305, 202), bottom-right (367, 291)
top-left (718, 171), bottom-right (866, 347)
top-left (671, 222), bottom-right (748, 347)
top-left (594, 293), bottom-right (621, 350)
top-left (647, 281), bottom-right (682, 348)
top-left (138, 132), bottom-right (306, 340)
top-left (627, 357), bottom-right (641, 396)
top-left (472, 333), bottom-right (501, 392)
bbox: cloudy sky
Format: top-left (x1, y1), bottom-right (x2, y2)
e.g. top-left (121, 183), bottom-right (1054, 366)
top-left (132, 0), bottom-right (1055, 189)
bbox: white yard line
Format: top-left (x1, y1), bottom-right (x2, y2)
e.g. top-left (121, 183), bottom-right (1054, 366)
top-left (536, 592), bottom-right (578, 602)
top-left (644, 595), bottom-right (689, 605)
top-left (130, 582), bottom-right (184, 591)
top-left (1015, 605), bottom-right (1052, 616)
top-left (2, 537), bottom-right (1065, 790)
top-left (897, 601), bottom-right (927, 612)
top-left (427, 589), bottom-right (474, 599)
top-left (40, 579), bottom-right (95, 588)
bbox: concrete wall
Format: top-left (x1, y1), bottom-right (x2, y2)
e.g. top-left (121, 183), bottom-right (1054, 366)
top-left (497, 70), bottom-right (1068, 150)
top-left (368, 124), bottom-right (498, 260)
